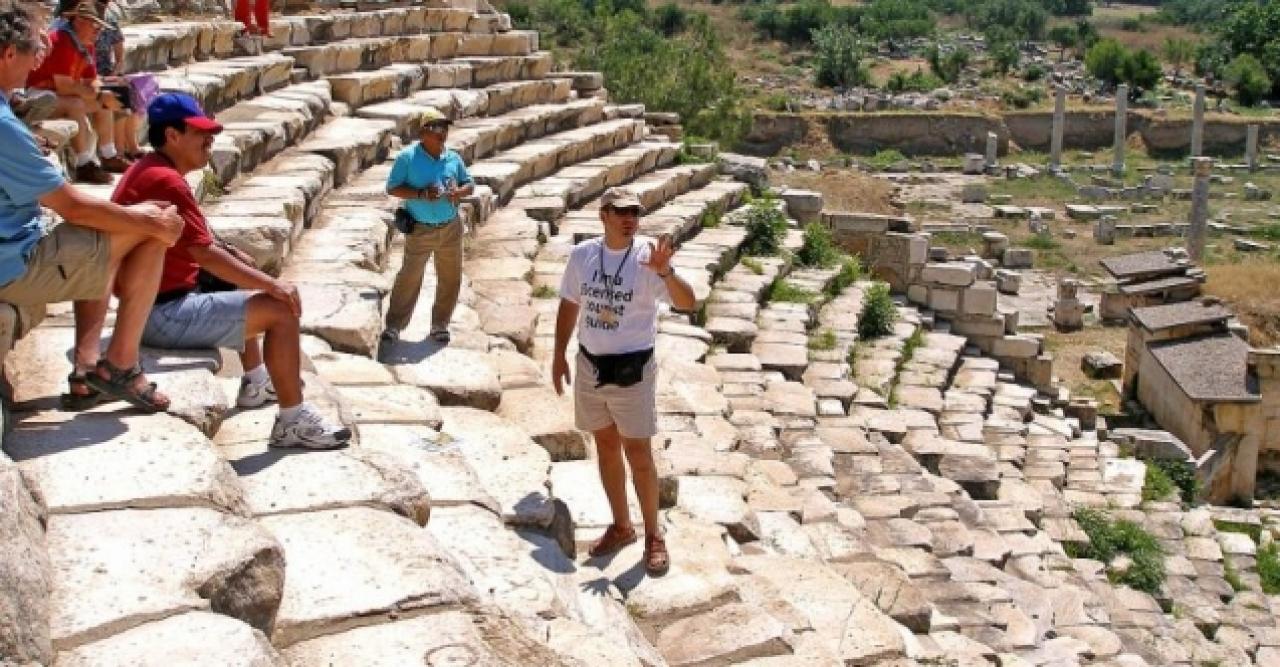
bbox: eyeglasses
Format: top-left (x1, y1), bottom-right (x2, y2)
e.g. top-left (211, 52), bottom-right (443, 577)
top-left (422, 123), bottom-right (449, 133)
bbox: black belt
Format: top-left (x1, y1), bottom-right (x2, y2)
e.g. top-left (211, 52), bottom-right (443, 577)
top-left (154, 288), bottom-right (193, 305)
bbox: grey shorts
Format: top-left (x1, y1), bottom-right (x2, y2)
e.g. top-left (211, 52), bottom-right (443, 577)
top-left (142, 290), bottom-right (252, 352)
top-left (574, 352), bottom-right (658, 440)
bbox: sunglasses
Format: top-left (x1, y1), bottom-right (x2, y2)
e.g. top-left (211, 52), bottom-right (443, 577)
top-left (607, 205), bottom-right (642, 217)
top-left (421, 123), bottom-right (450, 133)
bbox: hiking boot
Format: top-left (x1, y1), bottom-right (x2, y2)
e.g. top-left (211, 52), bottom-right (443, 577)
top-left (269, 403), bottom-right (351, 450)
top-left (100, 155), bottom-right (133, 174)
top-left (236, 376), bottom-right (277, 408)
top-left (74, 161), bottom-right (113, 185)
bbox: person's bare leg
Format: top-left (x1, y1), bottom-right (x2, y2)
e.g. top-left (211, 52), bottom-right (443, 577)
top-left (243, 294), bottom-right (302, 407)
top-left (100, 234), bottom-right (167, 371)
top-left (72, 297), bottom-right (110, 371)
top-left (92, 107), bottom-right (113, 155)
top-left (622, 437), bottom-right (659, 536)
top-left (239, 336), bottom-right (263, 374)
top-left (113, 114), bottom-right (140, 155)
top-left (54, 95), bottom-right (90, 156)
top-left (593, 424), bottom-right (632, 531)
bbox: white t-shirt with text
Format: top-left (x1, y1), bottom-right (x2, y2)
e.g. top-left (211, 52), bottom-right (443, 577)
top-left (559, 237), bottom-right (670, 355)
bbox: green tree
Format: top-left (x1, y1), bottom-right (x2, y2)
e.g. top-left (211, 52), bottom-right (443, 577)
top-left (1121, 48), bottom-right (1162, 93)
top-left (1075, 17), bottom-right (1099, 49)
top-left (1219, 1), bottom-right (1280, 96)
top-left (978, 0), bottom-right (1048, 45)
top-left (927, 44), bottom-right (972, 84)
top-left (812, 23), bottom-right (871, 89)
top-left (652, 2), bottom-right (687, 37)
top-left (1224, 54), bottom-right (1273, 106)
top-left (1085, 37), bottom-right (1128, 88)
top-left (988, 39), bottom-right (1021, 75)
top-left (1161, 37), bottom-right (1195, 78)
top-left (1048, 24), bottom-right (1077, 62)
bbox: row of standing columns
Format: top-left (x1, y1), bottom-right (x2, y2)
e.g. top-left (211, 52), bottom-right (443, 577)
top-left (1045, 84), bottom-right (1261, 173)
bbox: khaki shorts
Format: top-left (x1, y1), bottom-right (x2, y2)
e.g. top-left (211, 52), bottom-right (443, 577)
top-left (574, 352), bottom-right (658, 440)
top-left (0, 223), bottom-right (110, 308)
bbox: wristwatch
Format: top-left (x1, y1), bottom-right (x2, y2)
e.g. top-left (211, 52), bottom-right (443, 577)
top-left (658, 268), bottom-right (675, 279)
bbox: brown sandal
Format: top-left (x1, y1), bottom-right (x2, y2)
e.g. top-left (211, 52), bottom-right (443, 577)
top-left (83, 359), bottom-right (170, 413)
top-left (644, 533), bottom-right (670, 576)
top-left (589, 524), bottom-right (637, 558)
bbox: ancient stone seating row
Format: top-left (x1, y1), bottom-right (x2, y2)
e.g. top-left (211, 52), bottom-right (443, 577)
top-left (509, 141), bottom-right (684, 223)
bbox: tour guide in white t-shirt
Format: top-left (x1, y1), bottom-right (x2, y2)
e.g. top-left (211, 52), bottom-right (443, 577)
top-left (552, 186), bottom-right (695, 577)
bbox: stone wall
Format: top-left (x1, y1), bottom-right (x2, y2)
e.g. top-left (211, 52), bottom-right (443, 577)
top-left (744, 110), bottom-right (1280, 158)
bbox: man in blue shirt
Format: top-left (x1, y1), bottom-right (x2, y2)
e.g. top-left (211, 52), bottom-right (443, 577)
top-left (382, 107), bottom-right (473, 344)
top-left (0, 1), bottom-right (182, 411)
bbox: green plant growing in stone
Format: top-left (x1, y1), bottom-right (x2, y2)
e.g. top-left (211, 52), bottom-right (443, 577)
top-left (1141, 463), bottom-right (1177, 504)
top-left (741, 197), bottom-right (789, 256)
top-left (796, 222), bottom-right (840, 268)
top-left (825, 255), bottom-right (864, 297)
top-left (808, 329), bottom-right (837, 351)
top-left (1224, 560), bottom-right (1246, 592)
top-left (1066, 508), bottom-right (1166, 595)
top-left (769, 279), bottom-right (816, 304)
top-left (741, 257), bottom-right (765, 275)
top-left (532, 284), bottom-right (558, 299)
top-left (867, 149), bottom-right (907, 172)
top-left (700, 202), bottom-right (723, 229)
top-left (1022, 233), bottom-right (1060, 250)
top-left (1150, 458), bottom-right (1200, 505)
top-left (857, 282), bottom-right (896, 340)
top-left (1259, 543), bottom-right (1280, 594)
top-left (1214, 520), bottom-right (1263, 544)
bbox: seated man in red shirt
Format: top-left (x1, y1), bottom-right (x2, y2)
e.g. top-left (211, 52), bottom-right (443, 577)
top-left (26, 2), bottom-right (127, 184)
top-left (99, 93), bottom-right (350, 449)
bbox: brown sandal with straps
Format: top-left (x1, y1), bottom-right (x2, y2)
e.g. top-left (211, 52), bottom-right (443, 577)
top-left (589, 524), bottom-right (637, 558)
top-left (83, 359), bottom-right (170, 413)
top-left (644, 533), bottom-right (670, 576)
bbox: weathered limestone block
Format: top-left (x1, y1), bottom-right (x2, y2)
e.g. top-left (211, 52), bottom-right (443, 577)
top-left (5, 411), bottom-right (245, 516)
top-left (296, 283), bottom-right (383, 356)
top-left (656, 603), bottom-right (792, 665)
top-left (282, 609), bottom-right (568, 666)
top-left (336, 384), bottom-right (441, 428)
top-left (0, 457), bottom-right (52, 665)
top-left (55, 612), bottom-right (283, 667)
top-left (357, 424), bottom-right (498, 514)
top-left (261, 507), bottom-right (476, 647)
top-left (439, 407), bottom-right (555, 528)
top-left (676, 474), bottom-right (758, 542)
top-left (392, 347), bottom-right (503, 410)
top-left (833, 560), bottom-right (931, 633)
top-left (495, 386), bottom-right (586, 461)
top-left (48, 508), bottom-right (284, 651)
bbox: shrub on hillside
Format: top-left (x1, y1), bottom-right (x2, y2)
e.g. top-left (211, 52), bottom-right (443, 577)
top-left (1066, 508), bottom-right (1167, 595)
top-left (927, 44), bottom-right (971, 84)
top-left (825, 255), bottom-right (864, 297)
top-left (1225, 54), bottom-right (1273, 107)
top-left (812, 23), bottom-right (871, 89)
top-left (885, 69), bottom-right (944, 93)
top-left (741, 198), bottom-right (789, 256)
top-left (857, 282), bottom-right (896, 339)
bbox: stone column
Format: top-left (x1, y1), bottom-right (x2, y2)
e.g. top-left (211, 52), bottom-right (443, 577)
top-left (1188, 156), bottom-right (1212, 262)
top-left (1191, 83), bottom-right (1206, 157)
top-left (985, 131), bottom-right (998, 170)
top-left (1112, 85), bottom-right (1128, 176)
top-left (1247, 124), bottom-right (1260, 172)
top-left (1050, 87), bottom-right (1066, 172)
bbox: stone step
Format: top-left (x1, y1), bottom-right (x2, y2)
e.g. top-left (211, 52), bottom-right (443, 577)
top-left (55, 611), bottom-right (284, 666)
top-left (260, 506), bottom-right (477, 647)
top-left (511, 141), bottom-right (682, 223)
top-left (45, 507), bottom-right (283, 652)
top-left (296, 116), bottom-right (396, 187)
top-left (156, 53), bottom-right (296, 114)
top-left (209, 80), bottom-right (334, 185)
top-left (356, 77), bottom-right (575, 136)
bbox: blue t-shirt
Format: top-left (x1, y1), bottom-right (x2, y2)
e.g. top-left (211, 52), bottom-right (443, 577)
top-left (0, 92), bottom-right (65, 287)
top-left (385, 143), bottom-right (472, 225)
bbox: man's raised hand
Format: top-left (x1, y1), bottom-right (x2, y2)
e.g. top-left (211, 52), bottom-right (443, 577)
top-left (640, 233), bottom-right (675, 275)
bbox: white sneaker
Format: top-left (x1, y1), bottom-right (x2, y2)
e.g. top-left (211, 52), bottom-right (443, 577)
top-left (269, 404), bottom-right (352, 450)
top-left (236, 377), bottom-right (277, 408)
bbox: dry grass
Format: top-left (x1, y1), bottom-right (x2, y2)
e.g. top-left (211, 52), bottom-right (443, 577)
top-left (1085, 3), bottom-right (1205, 53)
top-left (1042, 327), bottom-right (1126, 414)
top-left (1204, 261), bottom-right (1280, 347)
top-left (869, 58), bottom-right (930, 88)
top-left (777, 169), bottom-right (898, 215)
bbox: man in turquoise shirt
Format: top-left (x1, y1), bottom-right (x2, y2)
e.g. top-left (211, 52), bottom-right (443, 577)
top-left (383, 107), bottom-right (474, 345)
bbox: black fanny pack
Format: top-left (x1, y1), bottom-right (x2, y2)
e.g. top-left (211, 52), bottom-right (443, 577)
top-left (580, 345), bottom-right (653, 388)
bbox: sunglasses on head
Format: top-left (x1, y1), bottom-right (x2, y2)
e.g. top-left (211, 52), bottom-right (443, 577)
top-left (607, 205), bottom-right (642, 217)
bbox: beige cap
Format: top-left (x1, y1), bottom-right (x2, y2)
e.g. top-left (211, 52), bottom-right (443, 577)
top-left (600, 187), bottom-right (642, 210)
top-left (418, 107), bottom-right (451, 126)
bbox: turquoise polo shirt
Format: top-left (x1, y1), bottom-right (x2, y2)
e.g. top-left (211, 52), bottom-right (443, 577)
top-left (0, 91), bottom-right (65, 287)
top-left (385, 143), bottom-right (473, 225)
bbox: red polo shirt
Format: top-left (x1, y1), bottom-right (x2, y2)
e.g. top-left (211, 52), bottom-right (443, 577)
top-left (111, 153), bottom-right (213, 294)
top-left (27, 29), bottom-right (97, 91)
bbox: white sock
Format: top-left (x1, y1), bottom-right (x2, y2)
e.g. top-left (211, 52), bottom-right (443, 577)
top-left (99, 143), bottom-right (117, 159)
top-left (278, 403), bottom-right (304, 421)
top-left (75, 149), bottom-right (95, 167)
top-left (243, 364), bottom-right (270, 385)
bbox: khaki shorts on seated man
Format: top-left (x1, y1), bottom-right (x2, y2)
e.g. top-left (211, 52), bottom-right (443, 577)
top-left (551, 187), bottom-right (697, 577)
top-left (97, 92), bottom-right (350, 449)
top-left (0, 0), bottom-right (181, 410)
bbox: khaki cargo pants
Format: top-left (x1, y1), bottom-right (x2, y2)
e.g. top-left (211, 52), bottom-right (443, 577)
top-left (385, 218), bottom-right (462, 332)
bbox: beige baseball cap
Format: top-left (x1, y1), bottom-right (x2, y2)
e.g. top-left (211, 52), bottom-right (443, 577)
top-left (600, 187), bottom-right (642, 210)
top-left (418, 107), bottom-right (451, 127)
